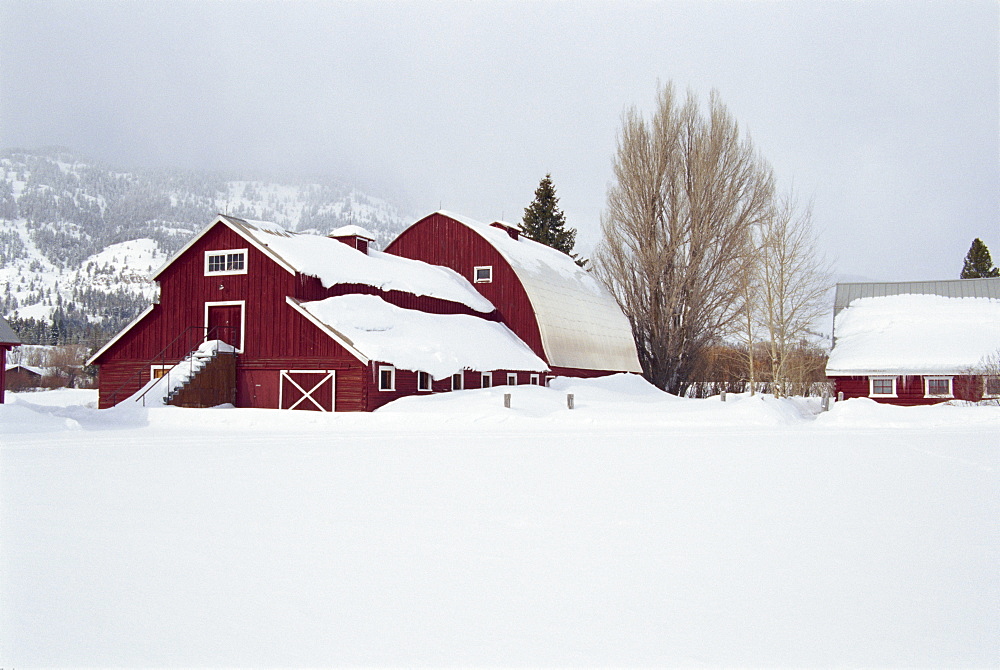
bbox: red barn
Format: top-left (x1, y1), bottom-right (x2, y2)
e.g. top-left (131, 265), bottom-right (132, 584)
top-left (826, 279), bottom-right (1000, 405)
top-left (386, 211), bottom-right (642, 378)
top-left (0, 315), bottom-right (20, 403)
top-left (88, 215), bottom-right (553, 411)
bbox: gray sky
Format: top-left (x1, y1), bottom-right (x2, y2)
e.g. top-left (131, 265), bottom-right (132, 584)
top-left (1, 0), bottom-right (997, 281)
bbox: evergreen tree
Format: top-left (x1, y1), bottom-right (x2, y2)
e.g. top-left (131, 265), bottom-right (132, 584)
top-left (520, 174), bottom-right (584, 265)
top-left (960, 238), bottom-right (1000, 278)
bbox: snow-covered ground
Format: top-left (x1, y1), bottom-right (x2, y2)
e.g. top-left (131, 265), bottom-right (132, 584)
top-left (2, 377), bottom-right (997, 667)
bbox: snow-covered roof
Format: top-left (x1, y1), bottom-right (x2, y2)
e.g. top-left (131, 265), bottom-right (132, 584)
top-left (5, 364), bottom-right (44, 376)
top-left (154, 215), bottom-right (494, 313)
top-left (833, 278), bottom-right (1000, 319)
top-left (0, 315), bottom-right (19, 345)
top-left (291, 294), bottom-right (548, 379)
top-left (329, 224), bottom-right (376, 240)
top-left (826, 294), bottom-right (1000, 375)
top-left (434, 212), bottom-right (641, 373)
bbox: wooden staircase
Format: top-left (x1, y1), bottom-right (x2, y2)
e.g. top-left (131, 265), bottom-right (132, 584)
top-left (165, 345), bottom-right (237, 408)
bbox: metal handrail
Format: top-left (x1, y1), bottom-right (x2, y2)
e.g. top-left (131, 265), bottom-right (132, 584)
top-left (107, 325), bottom-right (236, 406)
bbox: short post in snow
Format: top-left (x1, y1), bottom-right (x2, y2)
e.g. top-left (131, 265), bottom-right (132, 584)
top-left (720, 390), bottom-right (727, 402)
top-left (567, 393), bottom-right (574, 410)
top-left (837, 391), bottom-right (844, 402)
top-left (504, 393), bottom-right (511, 409)
top-left (821, 389), bottom-right (830, 412)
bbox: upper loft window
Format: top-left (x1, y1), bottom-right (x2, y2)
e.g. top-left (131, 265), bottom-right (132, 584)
top-left (474, 266), bottom-right (493, 283)
top-left (205, 249), bottom-right (248, 276)
top-left (924, 376), bottom-right (953, 398)
top-left (870, 376), bottom-right (897, 397)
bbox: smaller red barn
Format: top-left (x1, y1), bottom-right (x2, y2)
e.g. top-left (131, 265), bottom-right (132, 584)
top-left (826, 279), bottom-right (1000, 405)
top-left (0, 316), bottom-right (20, 403)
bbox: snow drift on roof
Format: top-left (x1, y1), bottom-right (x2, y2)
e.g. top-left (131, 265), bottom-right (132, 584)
top-left (229, 217), bottom-right (494, 313)
top-left (826, 294), bottom-right (1000, 375)
top-left (330, 224), bottom-right (376, 240)
top-left (435, 211), bottom-right (641, 372)
top-left (297, 294), bottom-right (548, 380)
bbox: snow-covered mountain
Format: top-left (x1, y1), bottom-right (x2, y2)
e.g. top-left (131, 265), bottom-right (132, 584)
top-left (0, 148), bottom-right (412, 345)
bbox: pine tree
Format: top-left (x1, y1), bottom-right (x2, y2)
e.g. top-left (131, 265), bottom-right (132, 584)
top-left (520, 174), bottom-right (583, 264)
top-left (960, 238), bottom-right (1000, 278)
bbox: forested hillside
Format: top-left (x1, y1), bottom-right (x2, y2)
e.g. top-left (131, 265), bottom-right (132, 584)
top-left (0, 148), bottom-right (410, 347)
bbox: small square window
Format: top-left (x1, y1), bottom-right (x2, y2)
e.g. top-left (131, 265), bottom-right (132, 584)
top-left (417, 371), bottom-right (432, 392)
top-left (506, 373), bottom-right (517, 386)
top-left (452, 373), bottom-right (463, 390)
top-left (985, 376), bottom-right (1000, 397)
top-left (474, 266), bottom-right (493, 283)
top-left (925, 376), bottom-right (952, 397)
top-left (481, 372), bottom-right (492, 388)
top-left (530, 374), bottom-right (540, 385)
top-left (870, 377), bottom-right (896, 396)
top-left (378, 365), bottom-right (395, 392)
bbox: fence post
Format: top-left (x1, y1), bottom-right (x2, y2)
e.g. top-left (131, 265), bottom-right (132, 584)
top-left (721, 390), bottom-right (727, 402)
top-left (821, 390), bottom-right (830, 412)
top-left (567, 393), bottom-right (574, 409)
top-left (837, 391), bottom-right (844, 402)
top-left (504, 393), bottom-right (511, 409)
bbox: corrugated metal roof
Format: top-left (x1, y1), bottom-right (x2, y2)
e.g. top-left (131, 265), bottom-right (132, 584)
top-left (0, 315), bottom-right (20, 345)
top-left (833, 278), bottom-right (1000, 318)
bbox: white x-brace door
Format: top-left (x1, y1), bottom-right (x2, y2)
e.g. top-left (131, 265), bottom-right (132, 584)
top-left (279, 370), bottom-right (336, 411)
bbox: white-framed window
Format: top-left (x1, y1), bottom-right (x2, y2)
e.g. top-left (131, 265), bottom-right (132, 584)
top-left (545, 376), bottom-right (555, 387)
top-left (481, 372), bottom-right (492, 388)
top-left (869, 376), bottom-right (897, 397)
top-left (530, 374), bottom-right (540, 385)
top-left (378, 365), bottom-right (395, 392)
top-left (984, 376), bottom-right (1000, 398)
top-left (474, 266), bottom-right (493, 283)
top-left (417, 371), bottom-right (432, 392)
top-left (452, 373), bottom-right (463, 390)
top-left (506, 372), bottom-right (517, 386)
top-left (924, 376), bottom-right (953, 398)
top-left (150, 364), bottom-right (171, 380)
top-left (205, 248), bottom-right (248, 276)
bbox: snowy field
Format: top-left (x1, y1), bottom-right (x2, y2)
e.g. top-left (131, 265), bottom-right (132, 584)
top-left (2, 377), bottom-right (998, 667)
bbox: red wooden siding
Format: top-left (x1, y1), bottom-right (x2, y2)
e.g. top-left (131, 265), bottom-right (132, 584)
top-left (384, 213), bottom-right (546, 360)
top-left (833, 374), bottom-right (985, 406)
top-left (0, 346), bottom-right (8, 403)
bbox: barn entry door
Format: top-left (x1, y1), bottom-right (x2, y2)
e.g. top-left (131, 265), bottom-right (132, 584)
top-left (206, 303), bottom-right (243, 351)
top-left (280, 370), bottom-right (336, 411)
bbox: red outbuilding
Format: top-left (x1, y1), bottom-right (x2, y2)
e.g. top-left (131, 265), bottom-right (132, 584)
top-left (0, 315), bottom-right (20, 403)
top-left (89, 213), bottom-right (635, 411)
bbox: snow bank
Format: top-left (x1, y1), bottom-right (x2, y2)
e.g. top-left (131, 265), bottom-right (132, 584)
top-left (298, 294), bottom-right (547, 379)
top-left (828, 294), bottom-right (1000, 374)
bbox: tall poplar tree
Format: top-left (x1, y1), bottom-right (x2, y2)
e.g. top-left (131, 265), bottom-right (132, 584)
top-left (960, 238), bottom-right (999, 278)
top-left (520, 174), bottom-right (581, 262)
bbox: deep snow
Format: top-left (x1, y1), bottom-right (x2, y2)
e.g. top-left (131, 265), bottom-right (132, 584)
top-left (1, 378), bottom-right (998, 667)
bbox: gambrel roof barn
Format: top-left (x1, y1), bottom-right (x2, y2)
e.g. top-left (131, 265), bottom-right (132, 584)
top-left (90, 213), bottom-right (637, 411)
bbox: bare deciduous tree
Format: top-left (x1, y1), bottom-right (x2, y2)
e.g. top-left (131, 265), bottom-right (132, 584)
top-left (595, 83), bottom-right (774, 395)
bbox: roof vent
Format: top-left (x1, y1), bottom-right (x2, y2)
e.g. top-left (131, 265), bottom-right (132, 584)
top-left (490, 222), bottom-right (520, 241)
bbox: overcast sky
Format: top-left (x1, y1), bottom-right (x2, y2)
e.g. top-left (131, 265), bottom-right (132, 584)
top-left (1, 0), bottom-right (997, 281)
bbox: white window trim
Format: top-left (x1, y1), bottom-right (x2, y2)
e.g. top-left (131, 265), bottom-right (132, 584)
top-left (924, 375), bottom-right (954, 398)
top-left (204, 248), bottom-right (248, 276)
top-left (530, 374), bottom-right (540, 385)
top-left (378, 365), bottom-right (396, 392)
top-left (150, 364), bottom-right (172, 380)
top-left (481, 372), bottom-right (492, 388)
top-left (506, 373), bottom-right (517, 386)
top-left (984, 376), bottom-right (1000, 398)
top-left (474, 265), bottom-right (493, 283)
top-left (545, 375), bottom-right (556, 387)
top-left (204, 300), bottom-right (246, 353)
top-left (452, 372), bottom-right (464, 391)
top-left (417, 371), bottom-right (432, 392)
top-left (869, 376), bottom-right (897, 397)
